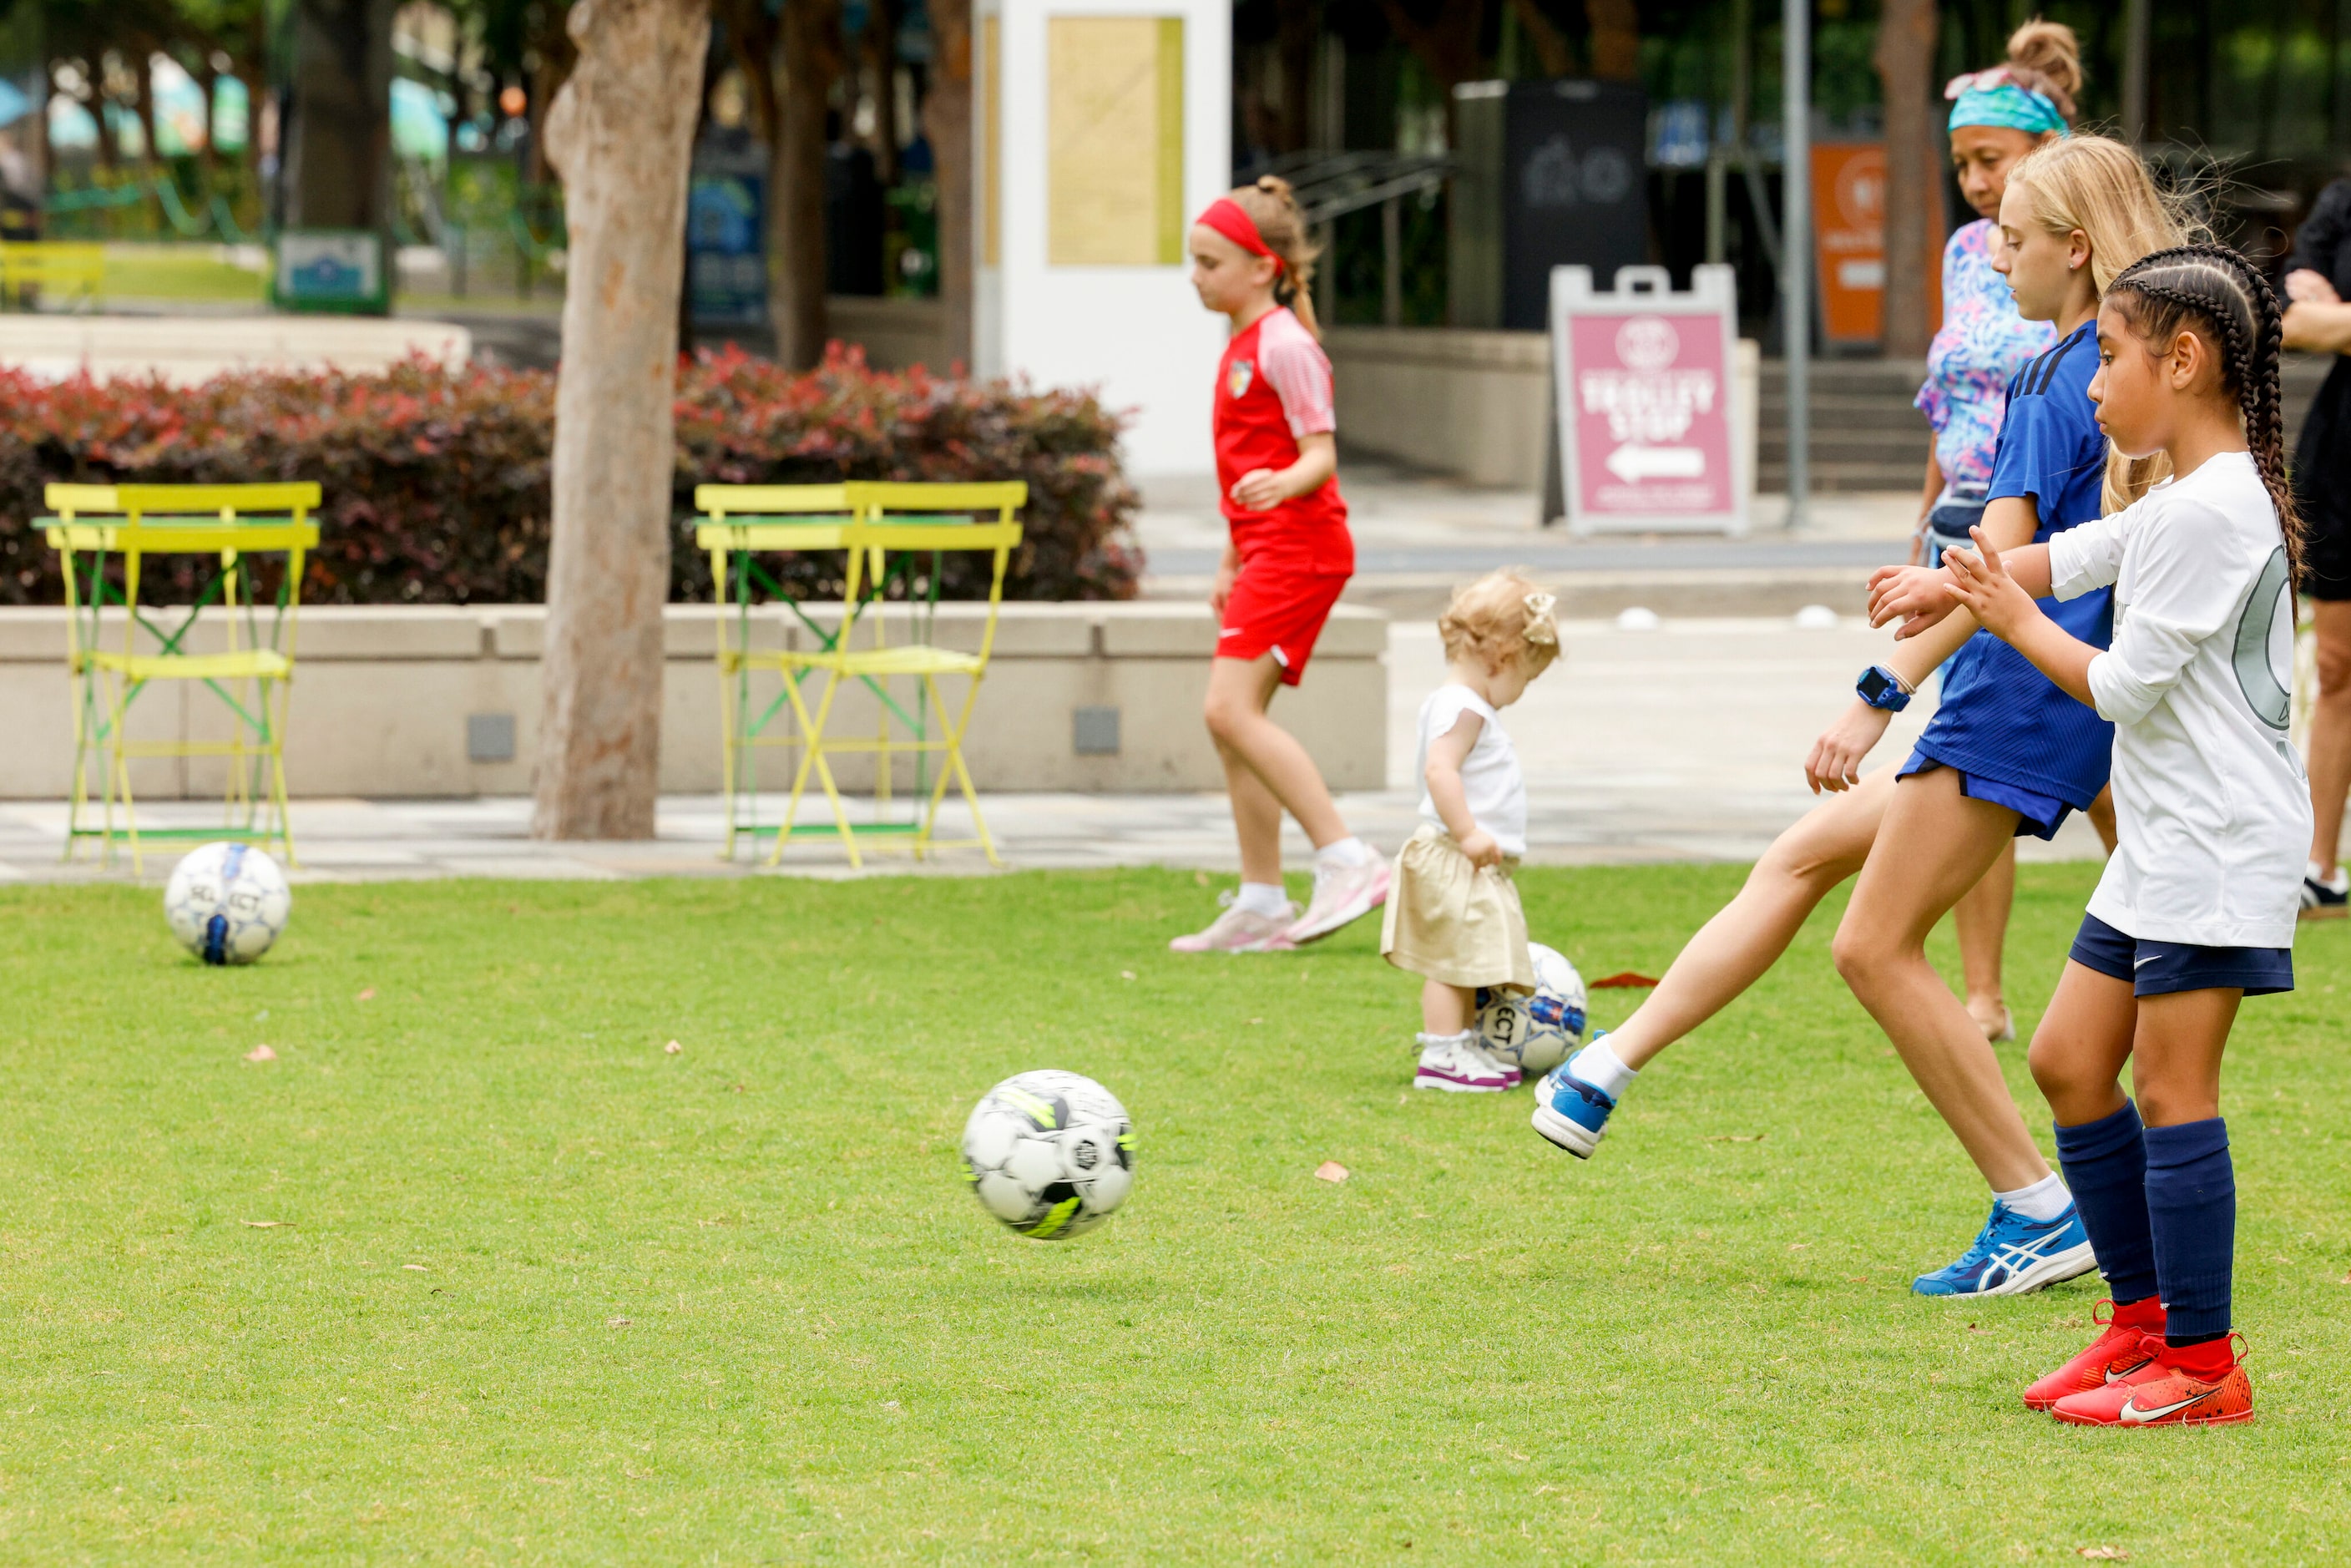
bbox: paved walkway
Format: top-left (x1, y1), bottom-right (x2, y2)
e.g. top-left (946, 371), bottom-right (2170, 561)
top-left (0, 616), bottom-right (2105, 883)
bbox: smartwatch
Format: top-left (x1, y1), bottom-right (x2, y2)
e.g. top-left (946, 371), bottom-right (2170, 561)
top-left (1856, 665), bottom-right (1914, 712)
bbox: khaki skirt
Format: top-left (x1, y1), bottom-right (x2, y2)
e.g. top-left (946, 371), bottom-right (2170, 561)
top-left (1380, 824), bottom-right (1534, 992)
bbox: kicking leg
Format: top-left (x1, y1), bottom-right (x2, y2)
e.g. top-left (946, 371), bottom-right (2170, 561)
top-left (1605, 766), bottom-right (1893, 1070)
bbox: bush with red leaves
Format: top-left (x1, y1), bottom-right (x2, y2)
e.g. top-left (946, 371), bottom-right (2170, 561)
top-left (0, 345), bottom-right (1141, 606)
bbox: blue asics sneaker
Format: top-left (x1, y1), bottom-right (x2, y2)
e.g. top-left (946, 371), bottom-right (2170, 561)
top-left (1911, 1200), bottom-right (2098, 1297)
top-left (1530, 1061), bottom-right (1615, 1158)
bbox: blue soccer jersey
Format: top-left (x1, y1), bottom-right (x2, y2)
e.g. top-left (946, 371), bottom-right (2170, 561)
top-left (1906, 320), bottom-right (2116, 819)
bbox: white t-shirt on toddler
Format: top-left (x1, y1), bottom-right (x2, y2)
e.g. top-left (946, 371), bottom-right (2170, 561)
top-left (1413, 685), bottom-right (1526, 856)
top-left (2048, 450), bottom-right (2312, 949)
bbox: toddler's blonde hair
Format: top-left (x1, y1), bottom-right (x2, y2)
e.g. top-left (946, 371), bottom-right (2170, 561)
top-left (1438, 569), bottom-right (1560, 677)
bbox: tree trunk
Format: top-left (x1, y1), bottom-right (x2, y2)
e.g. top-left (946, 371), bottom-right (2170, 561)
top-left (867, 0), bottom-right (898, 187)
top-left (132, 49), bottom-right (160, 169)
top-left (1509, 0), bottom-right (1573, 78)
top-left (282, 0), bottom-right (397, 293)
top-left (922, 0), bottom-right (972, 371)
top-left (774, 0), bottom-right (842, 369)
top-left (531, 0), bottom-right (713, 841)
top-left (1584, 0), bottom-right (1641, 82)
top-left (1873, 0), bottom-right (1939, 356)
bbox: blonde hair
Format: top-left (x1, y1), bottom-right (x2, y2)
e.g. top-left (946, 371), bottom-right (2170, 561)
top-left (1228, 175), bottom-right (1322, 337)
top-left (2002, 19), bottom-right (2082, 124)
top-left (2005, 134), bottom-right (2206, 508)
top-left (1438, 569), bottom-right (1560, 678)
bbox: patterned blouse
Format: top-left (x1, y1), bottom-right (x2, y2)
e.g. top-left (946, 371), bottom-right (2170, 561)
top-left (1914, 220), bottom-right (2056, 488)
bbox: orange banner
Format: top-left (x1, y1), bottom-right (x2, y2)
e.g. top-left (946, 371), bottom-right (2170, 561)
top-left (1812, 141), bottom-right (1944, 347)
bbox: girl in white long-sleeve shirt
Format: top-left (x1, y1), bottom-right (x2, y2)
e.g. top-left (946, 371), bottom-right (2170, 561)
top-left (1873, 243), bottom-right (2308, 1429)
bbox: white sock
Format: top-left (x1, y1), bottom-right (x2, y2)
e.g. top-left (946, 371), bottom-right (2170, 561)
top-left (2308, 860), bottom-right (2347, 891)
top-left (1416, 1029), bottom-right (1479, 1054)
top-left (1994, 1171), bottom-right (2070, 1223)
top-left (1315, 837), bottom-right (1375, 873)
top-left (1232, 881), bottom-right (1290, 918)
top-left (1565, 1039), bottom-right (1636, 1100)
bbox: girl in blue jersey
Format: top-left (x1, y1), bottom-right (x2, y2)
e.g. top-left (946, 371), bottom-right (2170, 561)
top-left (1533, 134), bottom-right (2188, 1302)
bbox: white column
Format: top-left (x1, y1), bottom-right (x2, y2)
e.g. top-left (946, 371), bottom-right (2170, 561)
top-left (975, 0), bottom-right (1232, 479)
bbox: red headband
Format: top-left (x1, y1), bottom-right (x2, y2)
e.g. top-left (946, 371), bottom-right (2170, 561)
top-left (1196, 197), bottom-right (1283, 275)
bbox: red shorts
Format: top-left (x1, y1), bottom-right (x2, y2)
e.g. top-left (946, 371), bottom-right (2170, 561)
top-left (1218, 559), bottom-right (1349, 685)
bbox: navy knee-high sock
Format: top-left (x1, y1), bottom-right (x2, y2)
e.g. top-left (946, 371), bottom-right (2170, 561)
top-left (2052, 1101), bottom-right (2157, 1306)
top-left (2143, 1118), bottom-right (2235, 1345)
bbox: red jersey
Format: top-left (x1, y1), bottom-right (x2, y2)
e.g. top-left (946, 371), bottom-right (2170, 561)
top-left (1213, 306), bottom-right (1350, 573)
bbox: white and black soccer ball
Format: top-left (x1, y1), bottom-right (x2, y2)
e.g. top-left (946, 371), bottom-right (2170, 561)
top-left (164, 842), bottom-right (291, 965)
top-left (1477, 943), bottom-right (1587, 1075)
top-left (960, 1070), bottom-right (1135, 1241)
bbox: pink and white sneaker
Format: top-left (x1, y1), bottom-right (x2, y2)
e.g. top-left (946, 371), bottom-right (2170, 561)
top-left (1287, 857), bottom-right (1391, 944)
top-left (1413, 1031), bottom-right (1518, 1092)
top-left (1168, 893), bottom-right (1301, 953)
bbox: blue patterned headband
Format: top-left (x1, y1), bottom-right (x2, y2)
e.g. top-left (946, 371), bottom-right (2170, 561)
top-left (1944, 69), bottom-right (2068, 138)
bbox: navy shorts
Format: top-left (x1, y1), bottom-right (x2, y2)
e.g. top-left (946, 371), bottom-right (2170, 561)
top-left (2069, 912), bottom-right (2294, 998)
top-left (1897, 756), bottom-right (2071, 841)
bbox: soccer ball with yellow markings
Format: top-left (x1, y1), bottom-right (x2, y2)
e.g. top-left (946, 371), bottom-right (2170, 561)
top-left (960, 1070), bottom-right (1135, 1240)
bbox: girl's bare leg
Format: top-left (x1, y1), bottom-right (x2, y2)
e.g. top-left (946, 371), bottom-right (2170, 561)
top-left (1216, 735), bottom-right (1287, 886)
top-left (1954, 840), bottom-right (2016, 1039)
top-left (1423, 979), bottom-right (1474, 1035)
top-left (1605, 767), bottom-right (1894, 1070)
top-left (1833, 767), bottom-right (2050, 1191)
top-left (1203, 655), bottom-right (1349, 852)
top-left (2025, 960), bottom-right (2139, 1127)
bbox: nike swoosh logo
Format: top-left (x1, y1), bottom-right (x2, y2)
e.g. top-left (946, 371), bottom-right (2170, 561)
top-left (2134, 955), bottom-right (2156, 968)
top-left (2102, 1357), bottom-right (2155, 1383)
top-left (2118, 1392), bottom-right (2205, 1423)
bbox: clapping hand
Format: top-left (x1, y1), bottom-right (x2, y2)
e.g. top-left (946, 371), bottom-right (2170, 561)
top-left (1867, 564), bottom-right (1962, 639)
top-left (1940, 527), bottom-right (2041, 642)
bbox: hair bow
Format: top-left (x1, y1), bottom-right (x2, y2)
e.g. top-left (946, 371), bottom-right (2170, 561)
top-left (1521, 591), bottom-right (1560, 646)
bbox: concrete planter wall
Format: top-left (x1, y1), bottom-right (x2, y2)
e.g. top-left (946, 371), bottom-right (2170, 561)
top-left (0, 602), bottom-right (1386, 800)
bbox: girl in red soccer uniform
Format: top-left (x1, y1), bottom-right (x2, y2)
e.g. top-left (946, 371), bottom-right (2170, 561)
top-left (1169, 178), bottom-right (1388, 953)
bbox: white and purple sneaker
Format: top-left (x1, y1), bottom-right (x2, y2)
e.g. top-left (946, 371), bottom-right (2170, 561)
top-left (1413, 1030), bottom-right (1518, 1093)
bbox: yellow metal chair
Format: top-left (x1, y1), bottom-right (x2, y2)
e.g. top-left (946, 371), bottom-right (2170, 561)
top-left (0, 241), bottom-right (105, 311)
top-left (694, 479), bottom-right (1025, 867)
top-left (695, 483), bottom-right (855, 858)
top-left (43, 482), bottom-right (322, 871)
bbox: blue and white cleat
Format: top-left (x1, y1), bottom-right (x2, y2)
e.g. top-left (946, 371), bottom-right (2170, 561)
top-left (1911, 1200), bottom-right (2098, 1297)
top-left (1530, 1063), bottom-right (1615, 1158)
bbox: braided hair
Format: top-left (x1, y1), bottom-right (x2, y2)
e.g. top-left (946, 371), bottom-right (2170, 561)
top-left (2102, 243), bottom-right (2306, 595)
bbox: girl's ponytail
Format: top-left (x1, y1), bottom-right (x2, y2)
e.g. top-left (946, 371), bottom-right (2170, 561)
top-left (2104, 244), bottom-right (2306, 594)
top-left (1230, 175), bottom-right (1323, 337)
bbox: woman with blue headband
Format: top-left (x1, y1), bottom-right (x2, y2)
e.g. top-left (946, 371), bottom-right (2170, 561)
top-left (1911, 20), bottom-right (2101, 1047)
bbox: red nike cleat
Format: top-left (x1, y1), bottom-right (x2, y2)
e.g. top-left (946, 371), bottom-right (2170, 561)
top-left (2024, 1299), bottom-right (2164, 1411)
top-left (2050, 1335), bottom-right (2253, 1427)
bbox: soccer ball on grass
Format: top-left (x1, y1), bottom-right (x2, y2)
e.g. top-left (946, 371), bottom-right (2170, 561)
top-left (164, 842), bottom-right (291, 965)
top-left (1476, 943), bottom-right (1587, 1075)
top-left (960, 1070), bottom-right (1135, 1240)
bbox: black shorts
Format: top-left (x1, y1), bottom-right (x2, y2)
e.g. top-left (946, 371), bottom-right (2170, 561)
top-left (2068, 912), bottom-right (2294, 998)
top-left (2294, 361), bottom-right (2351, 599)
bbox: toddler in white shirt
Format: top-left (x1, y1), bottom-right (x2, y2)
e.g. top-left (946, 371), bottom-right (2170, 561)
top-left (1381, 569), bottom-right (1560, 1092)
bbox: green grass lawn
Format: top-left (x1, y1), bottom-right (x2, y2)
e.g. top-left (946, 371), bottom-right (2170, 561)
top-left (91, 248), bottom-right (270, 307)
top-left (2, 864), bottom-right (2345, 1562)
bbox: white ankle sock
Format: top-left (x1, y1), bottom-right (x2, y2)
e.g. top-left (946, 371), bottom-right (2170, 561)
top-left (1233, 881), bottom-right (1290, 918)
top-left (2308, 860), bottom-right (2347, 892)
top-left (1315, 837), bottom-right (1374, 873)
top-left (1994, 1171), bottom-right (2070, 1223)
top-left (1566, 1039), bottom-right (1636, 1099)
top-left (1416, 1029), bottom-right (1479, 1053)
